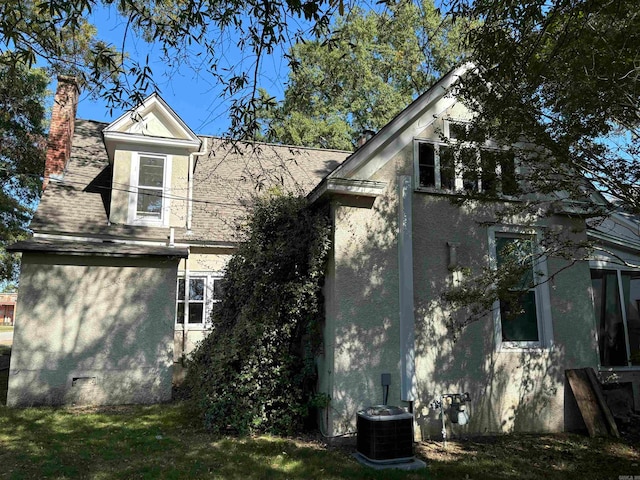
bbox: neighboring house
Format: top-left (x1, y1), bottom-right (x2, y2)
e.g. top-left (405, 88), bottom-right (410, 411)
top-left (8, 69), bottom-right (640, 438)
top-left (0, 293), bottom-right (17, 326)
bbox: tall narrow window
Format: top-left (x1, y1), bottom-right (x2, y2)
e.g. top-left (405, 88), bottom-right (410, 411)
top-left (490, 227), bottom-right (552, 350)
top-left (418, 143), bottom-right (436, 188)
top-left (496, 236), bottom-right (540, 343)
top-left (439, 145), bottom-right (456, 190)
top-left (136, 156), bottom-right (165, 219)
top-left (460, 147), bottom-right (479, 192)
top-left (212, 278), bottom-right (224, 303)
top-left (499, 152), bottom-right (518, 196)
top-left (591, 270), bottom-right (640, 366)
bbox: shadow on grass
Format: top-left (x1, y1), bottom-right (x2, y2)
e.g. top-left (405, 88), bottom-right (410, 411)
top-left (0, 403), bottom-right (422, 480)
top-left (2, 402), bottom-right (639, 479)
top-left (419, 434), bottom-right (640, 480)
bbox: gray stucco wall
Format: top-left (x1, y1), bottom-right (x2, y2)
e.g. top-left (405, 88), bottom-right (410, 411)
top-left (411, 198), bottom-right (598, 438)
top-left (8, 253), bottom-right (178, 406)
top-left (321, 141), bottom-right (599, 437)
top-left (322, 193), bottom-right (402, 434)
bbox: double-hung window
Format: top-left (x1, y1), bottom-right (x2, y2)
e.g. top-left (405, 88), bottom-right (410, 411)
top-left (590, 269), bottom-right (640, 367)
top-left (489, 227), bottom-right (553, 350)
top-left (129, 153), bottom-right (171, 226)
top-left (175, 274), bottom-right (224, 328)
top-left (415, 120), bottom-right (518, 195)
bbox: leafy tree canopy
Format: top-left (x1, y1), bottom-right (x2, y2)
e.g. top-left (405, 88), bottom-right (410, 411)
top-left (0, 0), bottom-right (341, 132)
top-left (257, 0), bottom-right (471, 149)
top-left (452, 0), bottom-right (639, 214)
top-left (441, 0), bottom-right (640, 330)
top-left (0, 55), bottom-right (49, 283)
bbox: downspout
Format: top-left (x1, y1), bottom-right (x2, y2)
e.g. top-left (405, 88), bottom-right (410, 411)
top-left (182, 266), bottom-right (190, 361)
top-left (183, 139), bottom-right (206, 357)
top-left (187, 138), bottom-right (208, 233)
top-left (398, 175), bottom-right (416, 403)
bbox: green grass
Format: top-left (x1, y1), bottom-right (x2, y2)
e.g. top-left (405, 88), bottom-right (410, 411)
top-left (0, 325), bottom-right (14, 332)
top-left (0, 403), bottom-right (638, 479)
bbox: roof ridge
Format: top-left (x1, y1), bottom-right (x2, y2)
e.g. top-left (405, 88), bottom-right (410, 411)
top-left (199, 135), bottom-right (354, 155)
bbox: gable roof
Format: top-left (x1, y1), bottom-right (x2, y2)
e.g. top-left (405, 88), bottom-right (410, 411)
top-left (309, 63), bottom-right (471, 202)
top-left (332, 64), bottom-right (470, 179)
top-left (31, 120), bottom-right (350, 246)
top-left (102, 93), bottom-right (202, 161)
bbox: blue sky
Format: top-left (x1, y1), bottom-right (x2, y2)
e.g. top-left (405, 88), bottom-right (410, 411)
top-left (73, 4), bottom-right (298, 136)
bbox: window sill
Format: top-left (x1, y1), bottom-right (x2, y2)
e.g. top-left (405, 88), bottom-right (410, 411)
top-left (598, 366), bottom-right (640, 373)
top-left (414, 186), bottom-right (520, 201)
top-left (174, 325), bottom-right (212, 332)
top-left (497, 344), bottom-right (551, 353)
top-left (130, 217), bottom-right (167, 228)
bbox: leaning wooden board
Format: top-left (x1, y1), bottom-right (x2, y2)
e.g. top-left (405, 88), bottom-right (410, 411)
top-left (565, 368), bottom-right (617, 437)
top-left (584, 368), bottom-right (620, 438)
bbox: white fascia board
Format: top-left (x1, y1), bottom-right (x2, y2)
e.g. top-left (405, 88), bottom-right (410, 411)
top-left (34, 232), bottom-right (170, 248)
top-left (308, 178), bottom-right (387, 203)
top-left (103, 131), bottom-right (201, 158)
top-left (350, 95), bottom-right (457, 180)
top-left (33, 232), bottom-right (238, 250)
top-left (331, 64), bottom-right (470, 180)
top-left (103, 131), bottom-right (201, 149)
top-left (610, 211), bottom-right (640, 233)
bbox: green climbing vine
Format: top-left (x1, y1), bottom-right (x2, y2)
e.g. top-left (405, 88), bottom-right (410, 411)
top-left (185, 194), bottom-right (331, 435)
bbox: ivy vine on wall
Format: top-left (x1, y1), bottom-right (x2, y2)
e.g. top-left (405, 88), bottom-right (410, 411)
top-left (185, 194), bottom-right (331, 435)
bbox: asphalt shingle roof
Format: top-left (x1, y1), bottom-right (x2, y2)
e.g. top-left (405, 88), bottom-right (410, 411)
top-left (31, 120), bottom-right (350, 245)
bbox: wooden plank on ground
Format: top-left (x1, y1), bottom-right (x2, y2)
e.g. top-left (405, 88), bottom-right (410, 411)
top-left (585, 368), bottom-right (620, 438)
top-left (565, 368), bottom-right (610, 437)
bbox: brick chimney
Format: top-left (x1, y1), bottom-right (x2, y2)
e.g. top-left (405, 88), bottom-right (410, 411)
top-left (44, 76), bottom-right (79, 190)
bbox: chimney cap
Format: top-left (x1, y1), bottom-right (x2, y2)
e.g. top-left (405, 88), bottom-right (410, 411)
top-left (55, 75), bottom-right (80, 90)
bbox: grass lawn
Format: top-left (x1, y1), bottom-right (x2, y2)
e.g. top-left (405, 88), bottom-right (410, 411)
top-left (0, 325), bottom-right (14, 332)
top-left (0, 403), bottom-right (639, 480)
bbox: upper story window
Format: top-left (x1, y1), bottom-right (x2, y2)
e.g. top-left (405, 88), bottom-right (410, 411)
top-left (128, 153), bottom-right (172, 226)
top-left (488, 226), bottom-right (553, 350)
top-left (415, 120), bottom-right (518, 196)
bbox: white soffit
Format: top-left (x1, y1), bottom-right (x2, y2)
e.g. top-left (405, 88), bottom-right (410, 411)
top-left (330, 63), bottom-right (471, 181)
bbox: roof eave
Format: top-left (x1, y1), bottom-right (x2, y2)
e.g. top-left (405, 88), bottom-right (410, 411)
top-left (308, 178), bottom-right (387, 204)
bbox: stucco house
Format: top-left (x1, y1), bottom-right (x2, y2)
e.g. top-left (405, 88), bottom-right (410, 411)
top-left (8, 68), bottom-right (640, 439)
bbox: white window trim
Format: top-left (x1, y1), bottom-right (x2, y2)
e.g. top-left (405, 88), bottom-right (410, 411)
top-left (488, 225), bottom-right (554, 352)
top-left (413, 138), bottom-right (518, 196)
top-left (175, 271), bottom-right (224, 330)
top-left (128, 152), bottom-right (172, 227)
